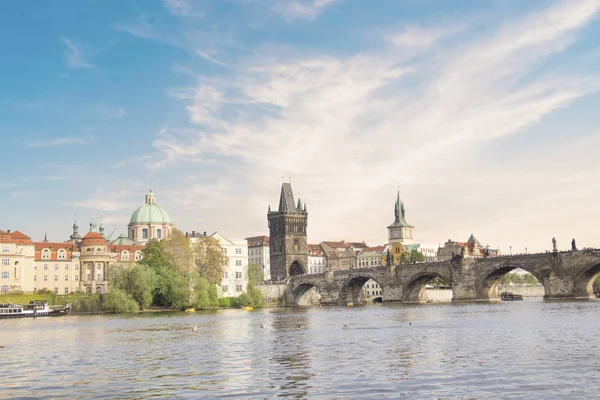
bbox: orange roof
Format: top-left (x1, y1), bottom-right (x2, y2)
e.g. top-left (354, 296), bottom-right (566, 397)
top-left (34, 242), bottom-right (77, 251)
top-left (0, 230), bottom-right (33, 244)
top-left (246, 235), bottom-right (269, 246)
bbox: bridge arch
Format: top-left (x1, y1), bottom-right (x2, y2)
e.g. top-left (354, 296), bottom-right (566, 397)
top-left (403, 272), bottom-right (453, 302)
top-left (572, 259), bottom-right (600, 299)
top-left (289, 281), bottom-right (322, 306)
top-left (477, 262), bottom-right (546, 300)
top-left (339, 274), bottom-right (384, 304)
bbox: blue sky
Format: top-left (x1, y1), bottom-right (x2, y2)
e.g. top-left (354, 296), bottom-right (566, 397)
top-left (1, 0), bottom-right (599, 252)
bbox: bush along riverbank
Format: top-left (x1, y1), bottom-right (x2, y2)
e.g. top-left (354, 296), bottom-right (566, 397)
top-left (69, 233), bottom-right (265, 314)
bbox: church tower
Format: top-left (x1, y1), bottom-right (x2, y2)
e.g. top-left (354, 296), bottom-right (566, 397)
top-left (387, 191), bottom-right (414, 245)
top-left (268, 183), bottom-right (308, 281)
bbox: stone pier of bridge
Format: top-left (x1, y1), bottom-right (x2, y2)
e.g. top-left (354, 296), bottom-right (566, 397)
top-left (282, 249), bottom-right (600, 306)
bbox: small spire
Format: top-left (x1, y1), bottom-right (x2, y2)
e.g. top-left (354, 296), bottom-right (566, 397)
top-left (297, 198), bottom-right (302, 211)
top-left (43, 232), bottom-right (48, 242)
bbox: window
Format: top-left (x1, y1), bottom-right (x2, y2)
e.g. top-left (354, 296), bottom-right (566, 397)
top-left (97, 273), bottom-right (102, 280)
top-left (96, 287), bottom-right (102, 294)
top-left (1, 271), bottom-right (8, 279)
top-left (1, 258), bottom-right (8, 266)
top-left (222, 285), bottom-right (228, 292)
top-left (122, 252), bottom-right (129, 261)
top-left (235, 248), bottom-right (241, 255)
top-left (64, 287), bottom-right (69, 294)
top-left (157, 229), bottom-right (162, 239)
top-left (75, 264), bottom-right (79, 270)
top-left (223, 271), bottom-right (228, 279)
top-left (54, 287), bottom-right (58, 294)
top-left (236, 285), bottom-right (242, 292)
top-left (1, 285), bottom-right (8, 292)
top-left (65, 264), bottom-right (69, 270)
top-left (222, 248), bottom-right (227, 255)
top-left (44, 275), bottom-right (48, 281)
top-left (75, 275), bottom-right (79, 281)
top-left (65, 275), bottom-right (69, 281)
top-left (86, 287), bottom-right (91, 294)
top-left (58, 251), bottom-right (66, 260)
top-left (142, 229), bottom-right (148, 239)
top-left (55, 264), bottom-right (59, 270)
top-left (135, 252), bottom-right (141, 261)
top-left (44, 264), bottom-right (48, 270)
top-left (1, 246), bottom-right (9, 253)
top-left (42, 250), bottom-right (50, 259)
top-left (33, 275), bottom-right (37, 282)
top-left (235, 271), bottom-right (242, 279)
top-left (55, 275), bottom-right (58, 281)
top-left (235, 260), bottom-right (242, 266)
top-left (34, 264), bottom-right (37, 271)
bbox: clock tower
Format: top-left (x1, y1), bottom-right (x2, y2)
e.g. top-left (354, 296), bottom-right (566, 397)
top-left (387, 191), bottom-right (414, 245)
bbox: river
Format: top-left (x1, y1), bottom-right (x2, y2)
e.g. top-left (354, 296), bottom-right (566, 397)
top-left (1, 299), bottom-right (599, 399)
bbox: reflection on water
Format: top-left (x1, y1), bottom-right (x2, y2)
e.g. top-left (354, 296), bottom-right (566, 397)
top-left (1, 300), bottom-right (599, 399)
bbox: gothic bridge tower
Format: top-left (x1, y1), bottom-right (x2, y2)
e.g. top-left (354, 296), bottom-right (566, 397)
top-left (268, 183), bottom-right (308, 281)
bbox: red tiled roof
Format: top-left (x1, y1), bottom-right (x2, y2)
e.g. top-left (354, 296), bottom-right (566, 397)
top-left (246, 235), bottom-right (269, 246)
top-left (0, 230), bottom-right (33, 244)
top-left (34, 242), bottom-right (77, 251)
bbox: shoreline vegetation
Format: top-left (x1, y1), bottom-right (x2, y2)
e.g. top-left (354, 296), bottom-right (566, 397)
top-left (1, 231), bottom-right (267, 315)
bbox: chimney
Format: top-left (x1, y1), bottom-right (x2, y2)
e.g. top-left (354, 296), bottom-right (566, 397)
top-left (7, 229), bottom-right (11, 234)
top-left (192, 230), bottom-right (196, 237)
top-left (185, 232), bottom-right (189, 238)
top-left (204, 231), bottom-right (207, 236)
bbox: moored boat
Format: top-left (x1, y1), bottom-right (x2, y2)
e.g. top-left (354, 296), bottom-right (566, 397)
top-left (500, 292), bottom-right (523, 301)
top-left (0, 300), bottom-right (71, 319)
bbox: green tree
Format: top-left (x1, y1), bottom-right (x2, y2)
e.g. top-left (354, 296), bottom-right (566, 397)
top-left (190, 273), bottom-right (219, 309)
top-left (399, 250), bottom-right (425, 264)
top-left (247, 263), bottom-right (263, 285)
top-left (411, 249), bottom-right (425, 263)
top-left (111, 263), bottom-right (156, 310)
top-left (140, 239), bottom-right (170, 273)
top-left (400, 251), bottom-right (412, 264)
top-left (163, 229), bottom-right (194, 275)
top-left (595, 275), bottom-right (600, 289)
top-left (153, 267), bottom-right (189, 309)
top-left (101, 289), bottom-right (139, 313)
top-left (193, 236), bottom-right (228, 285)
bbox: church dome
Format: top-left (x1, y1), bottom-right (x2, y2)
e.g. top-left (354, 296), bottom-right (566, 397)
top-left (129, 191), bottom-right (171, 225)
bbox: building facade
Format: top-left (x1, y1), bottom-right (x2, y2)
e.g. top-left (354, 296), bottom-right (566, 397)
top-left (268, 183), bottom-right (308, 281)
top-left (0, 230), bottom-right (35, 293)
top-left (246, 235), bottom-right (270, 281)
top-left (307, 244), bottom-right (326, 274)
top-left (437, 234), bottom-right (501, 261)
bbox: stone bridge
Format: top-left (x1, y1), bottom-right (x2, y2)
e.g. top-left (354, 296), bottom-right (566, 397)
top-left (283, 249), bottom-right (600, 305)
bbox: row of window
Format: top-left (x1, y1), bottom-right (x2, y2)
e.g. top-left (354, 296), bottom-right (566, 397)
top-left (1, 246), bottom-right (10, 253)
top-left (34, 275), bottom-right (80, 282)
top-left (367, 290), bottom-right (382, 296)
top-left (223, 271), bottom-right (244, 279)
top-left (30, 287), bottom-right (103, 294)
top-left (35, 263), bottom-right (79, 271)
top-left (221, 285), bottom-right (243, 293)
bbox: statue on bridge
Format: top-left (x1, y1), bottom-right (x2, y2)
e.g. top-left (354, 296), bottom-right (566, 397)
top-left (552, 237), bottom-right (557, 252)
top-left (572, 238), bottom-right (577, 251)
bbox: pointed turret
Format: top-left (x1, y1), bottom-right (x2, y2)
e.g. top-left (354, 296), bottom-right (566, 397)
top-left (297, 198), bottom-right (303, 211)
top-left (278, 182), bottom-right (297, 212)
top-left (388, 190), bottom-right (412, 228)
top-left (43, 233), bottom-right (48, 242)
top-left (303, 202), bottom-right (307, 212)
top-left (70, 219), bottom-right (81, 241)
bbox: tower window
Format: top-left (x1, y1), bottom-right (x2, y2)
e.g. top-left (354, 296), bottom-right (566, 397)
top-left (157, 229), bottom-right (162, 239)
top-left (142, 229), bottom-right (148, 239)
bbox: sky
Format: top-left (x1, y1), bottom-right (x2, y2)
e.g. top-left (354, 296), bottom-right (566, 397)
top-left (1, 0), bottom-right (599, 253)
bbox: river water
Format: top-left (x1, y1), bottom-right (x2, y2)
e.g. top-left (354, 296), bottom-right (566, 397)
top-left (1, 299), bottom-right (599, 399)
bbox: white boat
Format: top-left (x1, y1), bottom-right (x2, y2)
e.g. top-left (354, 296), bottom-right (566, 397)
top-left (0, 300), bottom-right (71, 319)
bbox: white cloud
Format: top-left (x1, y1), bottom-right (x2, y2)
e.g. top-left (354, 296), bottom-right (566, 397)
top-left (60, 37), bottom-right (94, 69)
top-left (162, 0), bottom-right (206, 18)
top-left (26, 136), bottom-right (91, 148)
top-left (272, 0), bottom-right (340, 21)
top-left (150, 0), bottom-right (600, 251)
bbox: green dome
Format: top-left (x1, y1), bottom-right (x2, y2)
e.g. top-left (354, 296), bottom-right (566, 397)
top-left (129, 191), bottom-right (171, 225)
